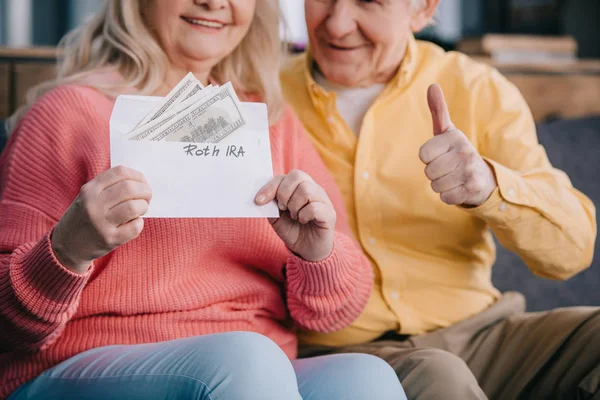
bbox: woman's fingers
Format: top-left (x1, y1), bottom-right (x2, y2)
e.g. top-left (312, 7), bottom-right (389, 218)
top-left (101, 180), bottom-right (153, 210)
top-left (113, 217), bottom-right (145, 246)
top-left (95, 165), bottom-right (148, 192)
top-left (106, 199), bottom-right (149, 226)
top-left (255, 170), bottom-right (317, 211)
top-left (255, 175), bottom-right (285, 205)
top-left (286, 181), bottom-right (329, 220)
top-left (273, 170), bottom-right (314, 211)
top-left (297, 202), bottom-right (335, 227)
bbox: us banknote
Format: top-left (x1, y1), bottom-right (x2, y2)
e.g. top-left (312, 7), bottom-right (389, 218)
top-left (136, 72), bottom-right (205, 127)
top-left (125, 81), bottom-right (245, 143)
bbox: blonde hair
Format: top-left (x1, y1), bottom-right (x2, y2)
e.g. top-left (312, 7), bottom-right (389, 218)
top-left (8, 0), bottom-right (284, 132)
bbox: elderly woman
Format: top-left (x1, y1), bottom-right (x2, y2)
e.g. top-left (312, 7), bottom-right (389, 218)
top-left (0, 1), bottom-right (408, 399)
top-left (281, 0), bottom-right (599, 399)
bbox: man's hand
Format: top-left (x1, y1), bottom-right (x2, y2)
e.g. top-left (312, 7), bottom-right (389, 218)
top-left (419, 84), bottom-right (497, 207)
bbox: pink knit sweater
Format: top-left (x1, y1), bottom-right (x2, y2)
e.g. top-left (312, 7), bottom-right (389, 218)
top-left (0, 85), bottom-right (373, 398)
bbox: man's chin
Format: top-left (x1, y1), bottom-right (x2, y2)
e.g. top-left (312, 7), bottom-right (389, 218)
top-left (319, 65), bottom-right (364, 88)
top-left (324, 70), bottom-right (360, 87)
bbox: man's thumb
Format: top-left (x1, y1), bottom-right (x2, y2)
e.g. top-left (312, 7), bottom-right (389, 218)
top-left (427, 84), bottom-right (454, 136)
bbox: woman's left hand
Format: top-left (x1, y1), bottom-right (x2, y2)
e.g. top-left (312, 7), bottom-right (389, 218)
top-left (255, 170), bottom-right (335, 262)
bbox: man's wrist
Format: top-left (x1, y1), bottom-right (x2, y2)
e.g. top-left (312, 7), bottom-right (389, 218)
top-left (462, 161), bottom-right (498, 207)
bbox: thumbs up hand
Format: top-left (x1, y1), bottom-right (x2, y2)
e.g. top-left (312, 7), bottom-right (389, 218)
top-left (418, 84), bottom-right (497, 207)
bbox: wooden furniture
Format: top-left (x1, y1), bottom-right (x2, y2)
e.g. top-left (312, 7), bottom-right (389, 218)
top-left (457, 35), bottom-right (600, 122)
top-left (472, 57), bottom-right (600, 122)
top-left (1, 46), bottom-right (600, 123)
top-left (458, 34), bottom-right (578, 63)
top-left (0, 47), bottom-right (58, 120)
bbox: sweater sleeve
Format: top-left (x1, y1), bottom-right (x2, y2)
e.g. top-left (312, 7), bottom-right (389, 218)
top-left (270, 107), bottom-right (373, 332)
top-left (0, 86), bottom-right (107, 352)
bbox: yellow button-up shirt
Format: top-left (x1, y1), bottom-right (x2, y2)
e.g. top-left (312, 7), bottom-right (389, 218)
top-left (280, 37), bottom-right (596, 347)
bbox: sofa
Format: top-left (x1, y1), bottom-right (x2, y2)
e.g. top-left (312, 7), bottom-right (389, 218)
top-left (1, 116), bottom-right (599, 311)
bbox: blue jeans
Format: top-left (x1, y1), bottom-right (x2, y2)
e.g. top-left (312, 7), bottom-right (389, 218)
top-left (9, 332), bottom-right (406, 399)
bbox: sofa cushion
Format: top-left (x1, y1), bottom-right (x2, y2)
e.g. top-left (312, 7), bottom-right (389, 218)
top-left (0, 121), bottom-right (5, 152)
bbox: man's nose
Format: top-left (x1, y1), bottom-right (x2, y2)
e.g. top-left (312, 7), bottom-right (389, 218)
top-left (324, 2), bottom-right (358, 39)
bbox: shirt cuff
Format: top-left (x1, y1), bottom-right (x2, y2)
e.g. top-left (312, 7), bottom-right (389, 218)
top-left (464, 158), bottom-right (532, 224)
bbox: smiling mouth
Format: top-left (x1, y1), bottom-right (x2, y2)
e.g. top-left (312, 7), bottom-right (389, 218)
top-left (328, 43), bottom-right (361, 51)
top-left (181, 16), bottom-right (226, 29)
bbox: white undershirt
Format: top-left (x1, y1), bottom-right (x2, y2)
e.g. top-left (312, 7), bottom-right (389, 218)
top-left (313, 69), bottom-right (386, 136)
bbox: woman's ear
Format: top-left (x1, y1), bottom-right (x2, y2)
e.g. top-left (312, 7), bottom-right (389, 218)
top-left (410, 0), bottom-right (440, 33)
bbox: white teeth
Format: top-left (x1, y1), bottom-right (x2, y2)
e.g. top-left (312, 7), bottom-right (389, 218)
top-left (184, 18), bottom-right (225, 28)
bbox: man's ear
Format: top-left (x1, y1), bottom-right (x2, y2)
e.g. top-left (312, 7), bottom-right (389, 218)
top-left (410, 0), bottom-right (440, 33)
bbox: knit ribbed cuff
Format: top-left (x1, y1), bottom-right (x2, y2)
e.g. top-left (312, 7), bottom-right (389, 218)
top-left (286, 232), bottom-right (365, 297)
top-left (10, 230), bottom-right (92, 309)
top-left (285, 232), bottom-right (373, 332)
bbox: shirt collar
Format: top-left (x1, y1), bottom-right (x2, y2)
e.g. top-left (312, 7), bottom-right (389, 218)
top-left (391, 34), bottom-right (419, 88)
top-left (304, 50), bottom-right (331, 103)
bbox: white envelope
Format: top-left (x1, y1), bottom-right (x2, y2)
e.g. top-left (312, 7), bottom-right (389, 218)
top-left (109, 95), bottom-right (279, 218)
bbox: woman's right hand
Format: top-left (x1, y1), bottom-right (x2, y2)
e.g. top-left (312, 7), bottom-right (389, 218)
top-left (51, 166), bottom-right (152, 274)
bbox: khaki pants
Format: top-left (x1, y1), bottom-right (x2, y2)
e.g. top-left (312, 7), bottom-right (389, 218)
top-left (299, 293), bottom-right (600, 400)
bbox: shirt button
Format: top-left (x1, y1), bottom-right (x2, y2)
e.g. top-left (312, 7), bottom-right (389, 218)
top-left (390, 291), bottom-right (400, 300)
top-left (499, 202), bottom-right (507, 212)
top-left (368, 237), bottom-right (376, 245)
top-left (362, 171), bottom-right (370, 180)
top-left (507, 187), bottom-right (516, 197)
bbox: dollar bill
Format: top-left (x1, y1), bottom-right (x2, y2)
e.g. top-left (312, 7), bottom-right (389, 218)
top-left (125, 82), bottom-right (245, 143)
top-left (124, 85), bottom-right (222, 141)
top-left (136, 72), bottom-right (204, 127)
top-left (180, 82), bottom-right (213, 103)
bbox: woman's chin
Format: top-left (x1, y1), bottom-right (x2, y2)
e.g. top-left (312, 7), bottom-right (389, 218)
top-left (177, 47), bottom-right (224, 66)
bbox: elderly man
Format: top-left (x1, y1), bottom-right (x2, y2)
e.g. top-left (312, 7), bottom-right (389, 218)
top-left (280, 0), bottom-right (599, 399)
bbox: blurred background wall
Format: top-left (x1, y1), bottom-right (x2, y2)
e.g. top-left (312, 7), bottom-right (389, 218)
top-left (282, 0), bottom-right (600, 58)
top-left (0, 0), bottom-right (598, 58)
